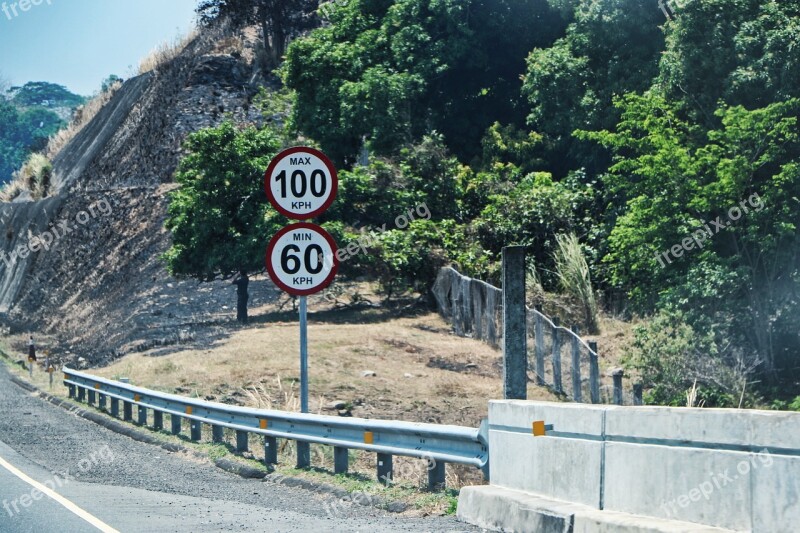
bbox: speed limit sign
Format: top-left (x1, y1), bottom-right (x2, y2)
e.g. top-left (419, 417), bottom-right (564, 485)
top-left (266, 223), bottom-right (339, 296)
top-left (265, 147), bottom-right (338, 220)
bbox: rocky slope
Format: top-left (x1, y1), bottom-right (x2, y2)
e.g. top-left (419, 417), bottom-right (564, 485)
top-left (0, 24), bottom-right (280, 366)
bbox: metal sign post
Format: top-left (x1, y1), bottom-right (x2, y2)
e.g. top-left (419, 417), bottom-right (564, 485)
top-left (264, 147), bottom-right (339, 468)
top-left (299, 295), bottom-right (308, 413)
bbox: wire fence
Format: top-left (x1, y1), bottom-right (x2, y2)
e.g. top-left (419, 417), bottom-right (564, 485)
top-left (432, 267), bottom-right (642, 405)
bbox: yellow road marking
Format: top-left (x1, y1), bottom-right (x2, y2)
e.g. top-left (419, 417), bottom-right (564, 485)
top-left (0, 454), bottom-right (119, 532)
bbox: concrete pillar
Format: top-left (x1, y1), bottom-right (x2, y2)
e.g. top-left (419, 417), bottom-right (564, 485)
top-left (612, 368), bottom-right (624, 405)
top-left (212, 425), bottom-right (224, 443)
top-left (110, 398), bottom-right (119, 418)
top-left (534, 306), bottom-right (545, 386)
top-left (77, 387), bottom-right (86, 402)
top-left (98, 394), bottom-right (107, 410)
top-left (137, 406), bottom-right (147, 426)
top-left (123, 402), bottom-right (132, 421)
top-left (552, 317), bottom-right (562, 394)
top-left (502, 246), bottom-right (527, 400)
top-left (334, 447), bottom-right (348, 474)
top-left (633, 383), bottom-right (643, 406)
top-left (571, 326), bottom-right (582, 402)
top-left (87, 390), bottom-right (96, 406)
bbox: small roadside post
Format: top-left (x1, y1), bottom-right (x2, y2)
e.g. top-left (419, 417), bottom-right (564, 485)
top-left (265, 147), bottom-right (339, 468)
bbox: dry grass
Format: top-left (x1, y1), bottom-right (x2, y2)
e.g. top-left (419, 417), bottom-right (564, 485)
top-left (137, 29), bottom-right (199, 76)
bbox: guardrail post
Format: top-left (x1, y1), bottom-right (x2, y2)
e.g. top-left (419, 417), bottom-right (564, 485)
top-left (264, 437), bottom-right (278, 465)
top-left (123, 401), bottom-right (132, 421)
top-left (571, 325), bottom-right (582, 402)
top-left (589, 341), bottom-right (600, 404)
top-left (428, 461), bottom-right (446, 491)
top-left (502, 246), bottom-right (527, 400)
top-left (87, 389), bottom-right (96, 406)
top-left (297, 442), bottom-right (310, 468)
top-left (534, 306), bottom-right (545, 385)
top-left (68, 384), bottom-right (75, 398)
top-left (190, 420), bottom-right (202, 441)
top-left (110, 398), bottom-right (119, 418)
top-left (137, 406), bottom-right (147, 426)
top-left (153, 410), bottom-right (163, 430)
top-left (77, 387), bottom-right (86, 402)
top-left (171, 415), bottom-right (182, 435)
top-left (377, 453), bottom-right (393, 485)
top-left (552, 318), bottom-right (562, 394)
top-left (212, 425), bottom-right (224, 443)
top-left (98, 393), bottom-right (107, 410)
top-left (236, 430), bottom-right (248, 452)
top-left (334, 447), bottom-right (348, 474)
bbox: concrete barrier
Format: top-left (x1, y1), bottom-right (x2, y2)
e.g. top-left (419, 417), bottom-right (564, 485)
top-left (458, 401), bottom-right (800, 532)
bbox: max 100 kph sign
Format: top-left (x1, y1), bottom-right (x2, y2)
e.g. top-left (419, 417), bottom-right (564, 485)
top-left (265, 147), bottom-right (338, 220)
top-left (266, 223), bottom-right (339, 296)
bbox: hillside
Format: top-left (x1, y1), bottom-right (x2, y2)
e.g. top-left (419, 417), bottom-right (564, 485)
top-left (0, 24), bottom-right (272, 366)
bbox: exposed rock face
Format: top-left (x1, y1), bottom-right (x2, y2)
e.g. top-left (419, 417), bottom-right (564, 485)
top-left (0, 26), bottom-right (279, 366)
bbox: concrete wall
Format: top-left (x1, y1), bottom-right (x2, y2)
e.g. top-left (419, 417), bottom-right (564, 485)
top-left (483, 401), bottom-right (800, 532)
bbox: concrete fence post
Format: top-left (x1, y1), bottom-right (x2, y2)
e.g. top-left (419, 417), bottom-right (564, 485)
top-left (137, 406), bottom-right (147, 426)
top-left (633, 383), bottom-right (643, 406)
top-left (334, 446), bottom-right (348, 474)
top-left (612, 368), bottom-right (624, 405)
top-left (77, 387), bottom-right (86, 402)
top-left (110, 397), bottom-right (119, 418)
top-left (98, 394), bottom-right (107, 410)
top-left (123, 401), bottom-right (132, 421)
top-left (571, 326), bottom-right (582, 402)
top-left (212, 425), bottom-right (224, 443)
top-left (87, 389), bottom-right (96, 406)
top-left (502, 246), bottom-right (527, 400)
top-left (589, 341), bottom-right (600, 404)
top-left (534, 306), bottom-right (545, 386)
top-left (552, 317), bottom-right (562, 394)
top-left (377, 453), bottom-right (393, 486)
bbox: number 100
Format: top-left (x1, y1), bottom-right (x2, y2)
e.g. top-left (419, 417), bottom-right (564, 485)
top-left (275, 169), bottom-right (327, 198)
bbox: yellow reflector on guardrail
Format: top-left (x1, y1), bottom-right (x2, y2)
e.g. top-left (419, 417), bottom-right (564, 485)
top-left (532, 421), bottom-right (547, 437)
top-left (364, 431), bottom-right (374, 444)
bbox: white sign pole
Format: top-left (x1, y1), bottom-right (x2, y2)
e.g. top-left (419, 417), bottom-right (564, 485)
top-left (299, 295), bottom-right (309, 414)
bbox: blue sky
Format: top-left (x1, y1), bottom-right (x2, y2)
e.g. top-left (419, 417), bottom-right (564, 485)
top-left (0, 0), bottom-right (197, 96)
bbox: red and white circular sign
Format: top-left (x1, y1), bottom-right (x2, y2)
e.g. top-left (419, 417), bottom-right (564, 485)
top-left (265, 147), bottom-right (338, 220)
top-left (266, 223), bottom-right (339, 296)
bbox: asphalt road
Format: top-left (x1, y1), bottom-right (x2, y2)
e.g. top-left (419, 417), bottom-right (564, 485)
top-left (0, 363), bottom-right (480, 532)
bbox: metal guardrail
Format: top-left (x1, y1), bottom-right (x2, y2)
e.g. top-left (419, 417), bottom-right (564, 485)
top-left (63, 367), bottom-right (489, 489)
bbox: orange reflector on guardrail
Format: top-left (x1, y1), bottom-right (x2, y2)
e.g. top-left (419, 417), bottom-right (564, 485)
top-left (94, 383), bottom-right (101, 389)
top-left (63, 373), bottom-right (69, 380)
top-left (532, 421), bottom-right (547, 437)
top-left (364, 431), bottom-right (374, 444)
top-left (134, 394), bottom-right (141, 402)
top-left (185, 406), bottom-right (193, 415)
top-left (260, 419), bottom-right (268, 429)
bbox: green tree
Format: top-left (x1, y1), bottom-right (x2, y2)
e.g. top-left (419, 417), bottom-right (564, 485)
top-left (163, 122), bottom-right (284, 322)
top-left (282, 0), bottom-right (565, 166)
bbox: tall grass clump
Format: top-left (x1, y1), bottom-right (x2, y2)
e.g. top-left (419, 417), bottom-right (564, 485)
top-left (554, 233), bottom-right (599, 334)
top-left (0, 153), bottom-right (52, 201)
top-left (137, 29), bottom-right (199, 75)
